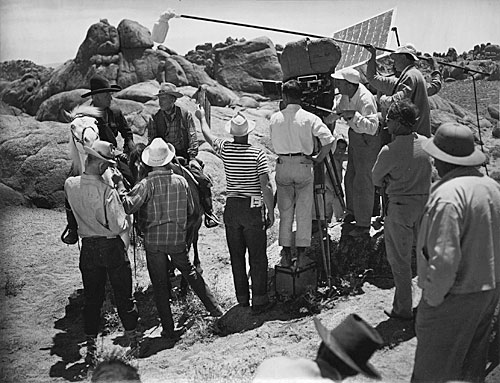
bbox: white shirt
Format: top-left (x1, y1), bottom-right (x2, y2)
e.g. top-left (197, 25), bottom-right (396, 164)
top-left (335, 83), bottom-right (379, 135)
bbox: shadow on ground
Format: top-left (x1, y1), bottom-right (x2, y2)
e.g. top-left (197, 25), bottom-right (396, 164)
top-left (49, 289), bottom-right (90, 381)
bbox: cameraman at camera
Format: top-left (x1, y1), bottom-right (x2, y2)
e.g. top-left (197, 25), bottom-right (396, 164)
top-left (325, 68), bottom-right (379, 237)
top-left (269, 79), bottom-right (335, 267)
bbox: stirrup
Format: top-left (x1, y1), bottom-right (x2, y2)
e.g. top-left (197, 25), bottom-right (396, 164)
top-left (204, 213), bottom-right (220, 228)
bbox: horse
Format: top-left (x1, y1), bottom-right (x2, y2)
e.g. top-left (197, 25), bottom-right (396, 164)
top-left (64, 104), bottom-right (131, 249)
top-left (128, 145), bottom-right (204, 276)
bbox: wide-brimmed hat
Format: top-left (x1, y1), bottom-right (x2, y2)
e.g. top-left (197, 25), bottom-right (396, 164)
top-left (141, 138), bottom-right (176, 167)
top-left (155, 82), bottom-right (183, 98)
top-left (225, 112), bottom-right (256, 137)
top-left (331, 68), bottom-right (360, 84)
top-left (423, 122), bottom-right (486, 166)
top-left (390, 43), bottom-right (419, 61)
top-left (81, 75), bottom-right (122, 98)
top-left (83, 140), bottom-right (116, 165)
top-left (314, 315), bottom-right (383, 379)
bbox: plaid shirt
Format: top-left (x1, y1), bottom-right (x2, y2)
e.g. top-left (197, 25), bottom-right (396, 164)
top-left (120, 169), bottom-right (194, 249)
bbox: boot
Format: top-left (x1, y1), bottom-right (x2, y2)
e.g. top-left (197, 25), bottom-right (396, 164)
top-left (125, 329), bottom-right (142, 358)
top-left (84, 335), bottom-right (98, 366)
top-left (61, 202), bottom-right (78, 245)
top-left (279, 247), bottom-right (293, 267)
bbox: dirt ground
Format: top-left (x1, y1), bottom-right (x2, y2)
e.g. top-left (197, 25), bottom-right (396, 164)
top-left (0, 206), bottom-right (499, 383)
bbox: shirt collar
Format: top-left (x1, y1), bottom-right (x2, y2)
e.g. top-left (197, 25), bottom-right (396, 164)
top-left (431, 166), bottom-right (483, 193)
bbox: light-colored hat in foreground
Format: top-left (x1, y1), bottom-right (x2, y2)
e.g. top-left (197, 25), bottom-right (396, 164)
top-left (225, 112), bottom-right (256, 137)
top-left (141, 138), bottom-right (176, 167)
top-left (423, 122), bottom-right (486, 166)
top-left (84, 140), bottom-right (116, 165)
top-left (314, 314), bottom-right (383, 379)
top-left (391, 43), bottom-right (419, 61)
top-left (331, 68), bottom-right (360, 84)
top-left (155, 82), bottom-right (183, 98)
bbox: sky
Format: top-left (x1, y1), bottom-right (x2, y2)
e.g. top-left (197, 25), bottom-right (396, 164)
top-left (0, 0), bottom-right (498, 66)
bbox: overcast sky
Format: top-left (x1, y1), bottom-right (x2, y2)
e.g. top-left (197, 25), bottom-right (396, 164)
top-left (0, 0), bottom-right (498, 65)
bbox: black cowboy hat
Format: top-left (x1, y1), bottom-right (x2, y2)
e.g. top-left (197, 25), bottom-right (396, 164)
top-left (314, 314), bottom-right (384, 379)
top-left (81, 75), bottom-right (122, 98)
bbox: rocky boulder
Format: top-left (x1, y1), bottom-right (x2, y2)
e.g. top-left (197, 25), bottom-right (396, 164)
top-left (36, 89), bottom-right (89, 122)
top-left (118, 19), bottom-right (154, 50)
top-left (488, 104), bottom-right (499, 121)
top-left (1, 73), bottom-right (44, 115)
top-left (115, 80), bottom-right (160, 103)
top-left (0, 101), bottom-right (25, 116)
top-left (0, 115), bottom-right (71, 208)
top-left (214, 36), bottom-right (283, 93)
top-left (75, 19), bottom-right (120, 66)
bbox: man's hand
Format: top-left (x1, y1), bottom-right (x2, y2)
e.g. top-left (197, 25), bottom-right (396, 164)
top-left (110, 167), bottom-right (123, 185)
top-left (189, 159), bottom-right (202, 171)
top-left (363, 44), bottom-right (377, 56)
top-left (423, 53), bottom-right (439, 71)
top-left (265, 211), bottom-right (275, 228)
top-left (117, 152), bottom-right (129, 164)
top-left (339, 110), bottom-right (356, 121)
top-left (323, 112), bottom-right (340, 125)
top-left (194, 105), bottom-right (205, 122)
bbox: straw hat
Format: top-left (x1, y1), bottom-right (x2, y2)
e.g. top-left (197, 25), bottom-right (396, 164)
top-left (390, 43), bottom-right (419, 61)
top-left (423, 122), bottom-right (486, 166)
top-left (314, 314), bottom-right (383, 379)
top-left (224, 112), bottom-right (256, 137)
top-left (155, 82), bottom-right (183, 98)
top-left (141, 138), bottom-right (176, 167)
top-left (83, 141), bottom-right (116, 164)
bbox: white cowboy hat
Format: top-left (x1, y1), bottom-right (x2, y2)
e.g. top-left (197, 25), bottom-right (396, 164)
top-left (423, 122), bottom-right (486, 166)
top-left (224, 112), bottom-right (256, 137)
top-left (83, 140), bottom-right (116, 165)
top-left (331, 68), bottom-right (360, 84)
top-left (141, 138), bottom-right (176, 167)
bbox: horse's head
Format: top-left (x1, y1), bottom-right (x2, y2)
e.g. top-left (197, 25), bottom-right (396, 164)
top-left (64, 105), bottom-right (102, 154)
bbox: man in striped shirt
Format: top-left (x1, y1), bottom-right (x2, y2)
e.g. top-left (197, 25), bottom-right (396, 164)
top-left (116, 138), bottom-right (222, 339)
top-left (198, 107), bottom-right (275, 315)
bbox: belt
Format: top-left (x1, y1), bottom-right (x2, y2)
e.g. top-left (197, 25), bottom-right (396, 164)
top-left (279, 153), bottom-right (304, 157)
top-left (82, 235), bottom-right (119, 241)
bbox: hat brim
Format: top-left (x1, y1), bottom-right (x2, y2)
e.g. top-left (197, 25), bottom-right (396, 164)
top-left (314, 318), bottom-right (381, 380)
top-left (423, 138), bottom-right (486, 166)
top-left (156, 91), bottom-right (183, 98)
top-left (81, 85), bottom-right (122, 98)
top-left (390, 51), bottom-right (418, 61)
top-left (224, 119), bottom-right (256, 137)
top-left (83, 146), bottom-right (116, 165)
top-left (141, 142), bottom-right (176, 167)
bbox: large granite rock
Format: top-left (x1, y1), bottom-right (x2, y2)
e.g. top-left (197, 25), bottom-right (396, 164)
top-left (0, 115), bottom-right (71, 208)
top-left (115, 80), bottom-right (160, 103)
top-left (1, 74), bottom-right (43, 115)
top-left (36, 89), bottom-right (89, 122)
top-left (214, 36), bottom-right (283, 93)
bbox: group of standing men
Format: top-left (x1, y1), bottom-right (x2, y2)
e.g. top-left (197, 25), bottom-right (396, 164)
top-left (64, 40), bottom-right (500, 382)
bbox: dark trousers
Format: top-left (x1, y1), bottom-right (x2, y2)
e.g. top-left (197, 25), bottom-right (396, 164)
top-left (80, 237), bottom-right (138, 336)
top-left (145, 244), bottom-right (219, 335)
top-left (223, 198), bottom-right (269, 306)
top-left (412, 286), bottom-right (500, 383)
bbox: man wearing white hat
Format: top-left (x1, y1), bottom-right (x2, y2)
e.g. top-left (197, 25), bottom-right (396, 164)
top-left (412, 122), bottom-right (500, 382)
top-left (147, 82), bottom-right (219, 228)
top-left (117, 138), bottom-right (223, 339)
top-left (198, 107), bottom-right (275, 314)
top-left (365, 43), bottom-right (432, 138)
top-left (329, 68), bottom-right (379, 236)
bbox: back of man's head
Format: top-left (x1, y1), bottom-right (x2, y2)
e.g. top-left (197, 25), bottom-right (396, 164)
top-left (91, 358), bottom-right (141, 382)
top-left (282, 80), bottom-right (303, 101)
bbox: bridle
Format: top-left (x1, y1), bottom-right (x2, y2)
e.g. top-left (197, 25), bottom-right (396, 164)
top-left (70, 115), bottom-right (99, 148)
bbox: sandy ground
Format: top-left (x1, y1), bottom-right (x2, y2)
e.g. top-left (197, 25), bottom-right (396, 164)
top-left (0, 206), bottom-right (499, 383)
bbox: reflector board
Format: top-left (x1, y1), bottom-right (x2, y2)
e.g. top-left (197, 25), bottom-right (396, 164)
top-left (333, 8), bottom-right (396, 69)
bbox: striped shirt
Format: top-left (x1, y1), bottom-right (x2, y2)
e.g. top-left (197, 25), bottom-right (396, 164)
top-left (120, 169), bottom-right (194, 248)
top-left (213, 138), bottom-right (269, 198)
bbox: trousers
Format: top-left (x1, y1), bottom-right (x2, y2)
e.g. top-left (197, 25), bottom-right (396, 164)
top-left (223, 197), bottom-right (269, 306)
top-left (412, 286), bottom-right (500, 383)
top-left (80, 237), bottom-right (138, 336)
top-left (384, 194), bottom-right (428, 317)
top-left (276, 155), bottom-right (314, 247)
top-left (344, 130), bottom-right (380, 227)
top-left (145, 244), bottom-right (219, 335)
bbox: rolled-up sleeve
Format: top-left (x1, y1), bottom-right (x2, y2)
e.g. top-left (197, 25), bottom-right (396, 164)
top-left (121, 180), bottom-right (149, 215)
top-left (106, 189), bottom-right (130, 235)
